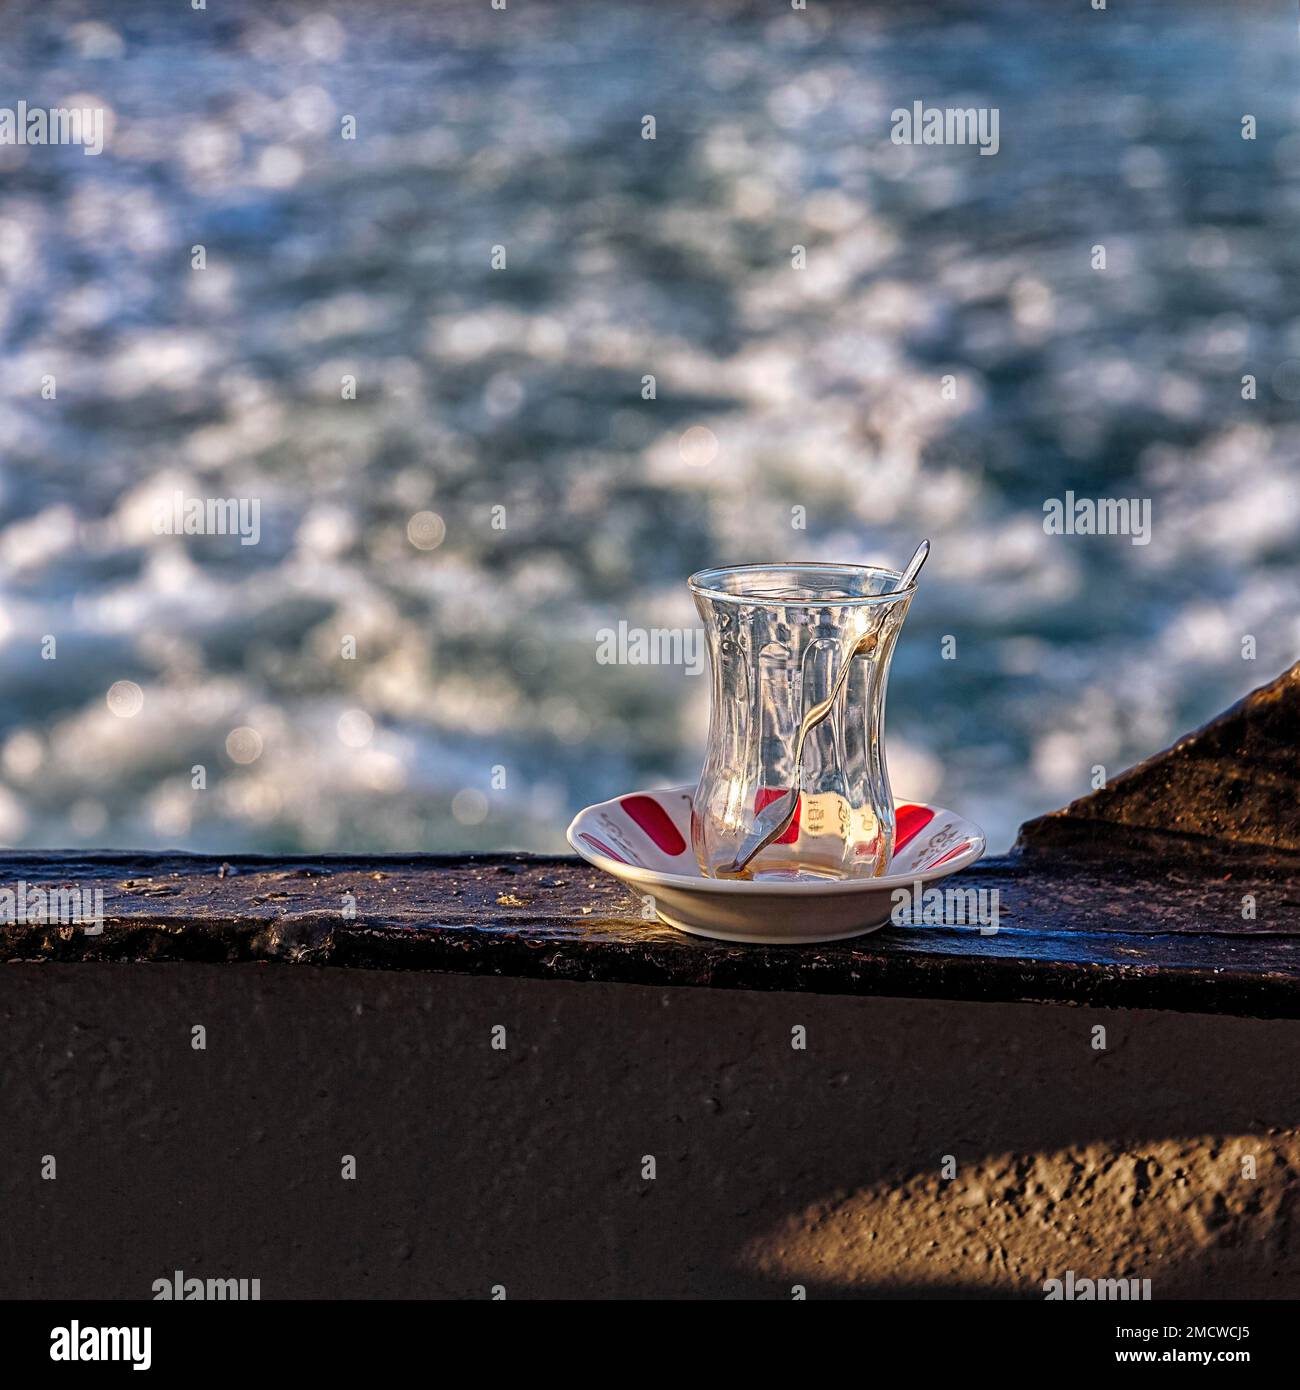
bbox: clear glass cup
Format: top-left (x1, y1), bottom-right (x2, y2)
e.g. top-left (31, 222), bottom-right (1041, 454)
top-left (688, 562), bottom-right (914, 882)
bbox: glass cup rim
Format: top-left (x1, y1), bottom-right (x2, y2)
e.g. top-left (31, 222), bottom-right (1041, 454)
top-left (687, 561), bottom-right (914, 607)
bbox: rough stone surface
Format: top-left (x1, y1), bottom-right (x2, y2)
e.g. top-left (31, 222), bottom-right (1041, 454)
top-left (1020, 661), bottom-right (1300, 854)
top-left (747, 1137), bottom-right (1300, 1299)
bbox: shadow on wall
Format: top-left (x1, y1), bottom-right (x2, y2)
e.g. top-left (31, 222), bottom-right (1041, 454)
top-left (2, 965), bottom-right (1297, 1299)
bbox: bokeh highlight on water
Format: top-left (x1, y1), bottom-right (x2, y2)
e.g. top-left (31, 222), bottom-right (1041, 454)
top-left (0, 0), bottom-right (1297, 855)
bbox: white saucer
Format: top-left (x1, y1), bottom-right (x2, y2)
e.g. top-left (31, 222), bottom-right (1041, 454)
top-left (566, 784), bottom-right (986, 944)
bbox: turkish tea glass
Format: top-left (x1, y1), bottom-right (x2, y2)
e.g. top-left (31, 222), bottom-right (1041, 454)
top-left (688, 563), bottom-right (914, 882)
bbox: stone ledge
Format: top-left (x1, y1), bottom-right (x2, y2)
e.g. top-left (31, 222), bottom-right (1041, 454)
top-left (3, 664), bottom-right (1298, 1022)
top-left (0, 843), bottom-right (1296, 1019)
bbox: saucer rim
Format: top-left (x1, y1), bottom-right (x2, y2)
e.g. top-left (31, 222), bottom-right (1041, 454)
top-left (566, 783), bottom-right (986, 895)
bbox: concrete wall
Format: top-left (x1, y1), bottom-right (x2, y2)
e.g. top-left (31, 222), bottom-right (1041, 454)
top-left (2, 963), bottom-right (1297, 1299)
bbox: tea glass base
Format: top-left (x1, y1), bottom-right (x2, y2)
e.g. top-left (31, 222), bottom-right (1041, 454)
top-left (702, 845), bottom-right (891, 884)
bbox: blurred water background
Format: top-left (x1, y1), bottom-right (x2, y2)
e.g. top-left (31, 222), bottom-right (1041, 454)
top-left (0, 0), bottom-right (1297, 855)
